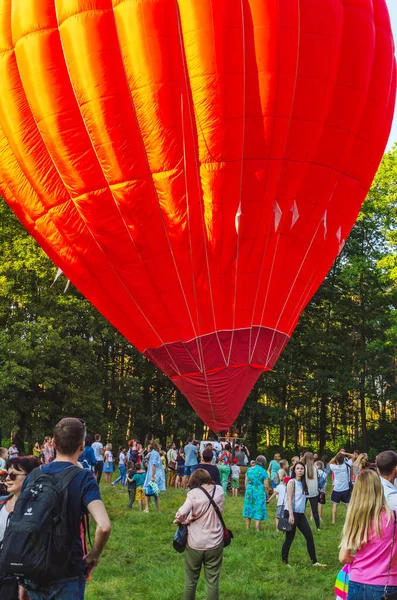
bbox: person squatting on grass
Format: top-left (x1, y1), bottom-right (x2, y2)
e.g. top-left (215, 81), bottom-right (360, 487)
top-left (339, 469), bottom-right (397, 600)
top-left (281, 461), bottom-right (326, 568)
top-left (175, 468), bottom-right (225, 600)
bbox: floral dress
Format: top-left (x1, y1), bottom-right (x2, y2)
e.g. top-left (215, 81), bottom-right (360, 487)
top-left (242, 465), bottom-right (268, 520)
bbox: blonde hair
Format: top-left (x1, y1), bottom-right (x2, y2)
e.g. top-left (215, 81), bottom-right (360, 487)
top-left (278, 469), bottom-right (286, 481)
top-left (340, 469), bottom-right (390, 551)
top-left (105, 443), bottom-right (112, 451)
top-left (303, 452), bottom-right (315, 480)
top-left (353, 453), bottom-right (369, 472)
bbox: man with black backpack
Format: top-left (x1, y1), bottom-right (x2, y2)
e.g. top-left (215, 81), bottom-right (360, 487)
top-left (0, 417), bottom-right (111, 599)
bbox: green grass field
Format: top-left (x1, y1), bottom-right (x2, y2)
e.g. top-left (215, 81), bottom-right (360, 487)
top-left (85, 483), bottom-right (344, 600)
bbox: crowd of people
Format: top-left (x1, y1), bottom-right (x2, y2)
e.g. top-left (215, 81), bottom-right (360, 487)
top-left (1, 425), bottom-right (397, 600)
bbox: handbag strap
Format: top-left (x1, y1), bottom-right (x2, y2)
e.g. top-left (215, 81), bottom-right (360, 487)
top-left (199, 485), bottom-right (227, 529)
top-left (384, 510), bottom-right (397, 595)
top-left (281, 479), bottom-right (295, 512)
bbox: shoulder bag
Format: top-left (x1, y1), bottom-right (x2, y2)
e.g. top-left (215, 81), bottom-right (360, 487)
top-left (199, 485), bottom-right (234, 547)
top-left (278, 480), bottom-right (295, 532)
top-left (173, 487), bottom-right (215, 552)
top-left (345, 462), bottom-right (353, 492)
top-left (381, 510), bottom-right (397, 600)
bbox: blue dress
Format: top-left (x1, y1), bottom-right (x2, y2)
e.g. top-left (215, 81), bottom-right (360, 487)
top-left (144, 450), bottom-right (166, 492)
top-left (242, 465), bottom-right (268, 520)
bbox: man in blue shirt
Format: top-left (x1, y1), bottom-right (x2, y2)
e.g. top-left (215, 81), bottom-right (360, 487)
top-left (183, 437), bottom-right (198, 488)
top-left (23, 418), bottom-right (111, 600)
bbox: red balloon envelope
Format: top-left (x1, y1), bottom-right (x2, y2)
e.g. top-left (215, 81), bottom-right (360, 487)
top-left (0, 0), bottom-right (395, 431)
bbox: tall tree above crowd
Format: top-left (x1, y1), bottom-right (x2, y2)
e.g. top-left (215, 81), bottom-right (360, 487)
top-left (0, 149), bottom-right (396, 454)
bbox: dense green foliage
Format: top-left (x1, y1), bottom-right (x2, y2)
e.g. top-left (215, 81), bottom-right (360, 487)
top-left (86, 484), bottom-right (342, 600)
top-left (0, 150), bottom-right (396, 454)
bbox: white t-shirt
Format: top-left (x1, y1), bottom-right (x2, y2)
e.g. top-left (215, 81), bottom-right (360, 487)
top-left (0, 504), bottom-right (11, 542)
top-left (0, 457), bottom-right (6, 470)
top-left (231, 465), bottom-right (240, 479)
top-left (288, 479), bottom-right (306, 513)
top-left (105, 451), bottom-right (113, 463)
top-left (330, 459), bottom-right (352, 492)
top-left (8, 446), bottom-right (18, 460)
top-left (92, 442), bottom-right (103, 462)
top-left (119, 452), bottom-right (126, 466)
top-left (275, 483), bottom-right (287, 507)
top-left (381, 477), bottom-right (397, 510)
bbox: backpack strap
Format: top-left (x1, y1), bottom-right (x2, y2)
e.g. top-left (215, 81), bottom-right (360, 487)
top-left (27, 465), bottom-right (83, 492)
top-left (0, 494), bottom-right (12, 509)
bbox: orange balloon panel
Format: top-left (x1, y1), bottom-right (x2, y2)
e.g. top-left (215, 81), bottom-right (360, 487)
top-left (0, 0), bottom-right (395, 431)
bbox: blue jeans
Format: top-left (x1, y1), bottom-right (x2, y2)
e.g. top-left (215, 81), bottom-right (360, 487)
top-left (348, 581), bottom-right (397, 599)
top-left (24, 577), bottom-right (86, 600)
top-left (113, 464), bottom-right (127, 485)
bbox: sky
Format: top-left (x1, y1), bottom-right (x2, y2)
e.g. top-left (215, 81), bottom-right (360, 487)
top-left (386, 0), bottom-right (397, 150)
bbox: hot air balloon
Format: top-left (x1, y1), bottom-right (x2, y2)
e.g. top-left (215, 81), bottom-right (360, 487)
top-left (0, 0), bottom-right (395, 432)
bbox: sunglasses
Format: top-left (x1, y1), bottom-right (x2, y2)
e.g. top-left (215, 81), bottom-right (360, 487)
top-left (6, 472), bottom-right (27, 481)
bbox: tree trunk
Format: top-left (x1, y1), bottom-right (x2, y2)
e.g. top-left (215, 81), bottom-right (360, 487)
top-left (319, 393), bottom-right (327, 454)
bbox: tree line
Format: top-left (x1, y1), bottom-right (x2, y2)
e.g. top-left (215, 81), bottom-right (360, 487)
top-left (1, 150), bottom-right (396, 458)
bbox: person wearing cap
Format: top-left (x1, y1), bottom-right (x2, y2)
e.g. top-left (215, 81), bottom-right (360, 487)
top-left (192, 449), bottom-right (221, 486)
top-left (242, 455), bottom-right (269, 531)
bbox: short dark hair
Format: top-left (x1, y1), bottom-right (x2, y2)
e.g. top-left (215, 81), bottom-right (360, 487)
top-left (376, 451), bottom-right (397, 476)
top-left (187, 436), bottom-right (193, 443)
top-left (202, 449), bottom-right (213, 463)
top-left (189, 468), bottom-right (211, 488)
top-left (94, 434), bottom-right (101, 441)
top-left (54, 418), bottom-right (86, 455)
top-left (6, 456), bottom-right (39, 474)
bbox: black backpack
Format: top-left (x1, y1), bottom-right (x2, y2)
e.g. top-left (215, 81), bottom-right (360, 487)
top-left (0, 465), bottom-right (82, 583)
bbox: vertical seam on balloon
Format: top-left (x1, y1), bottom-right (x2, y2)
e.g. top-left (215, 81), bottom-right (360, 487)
top-left (226, 0), bottom-right (247, 368)
top-left (110, 1), bottom-right (203, 359)
top-left (176, 1), bottom-right (229, 369)
top-left (0, 45), bottom-right (151, 343)
top-left (265, 0), bottom-right (382, 359)
top-left (264, 218), bottom-right (323, 367)
top-left (48, 4), bottom-right (181, 374)
top-left (179, 90), bottom-right (204, 373)
top-left (282, 2), bottom-right (396, 335)
top-left (54, 4), bottom-right (183, 357)
top-left (0, 120), bottom-right (148, 343)
top-left (176, 0), bottom-right (221, 430)
top-left (247, 0), bottom-right (284, 362)
top-left (249, 0), bottom-right (302, 363)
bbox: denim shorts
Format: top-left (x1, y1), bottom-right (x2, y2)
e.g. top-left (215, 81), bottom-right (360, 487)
top-left (24, 576), bottom-right (86, 600)
top-left (348, 580), bottom-right (397, 600)
top-left (184, 465), bottom-right (196, 477)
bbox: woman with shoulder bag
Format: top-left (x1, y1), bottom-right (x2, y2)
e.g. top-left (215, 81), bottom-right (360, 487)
top-left (174, 468), bottom-right (225, 600)
top-left (0, 456), bottom-right (40, 600)
top-left (281, 461), bottom-right (326, 568)
top-left (339, 469), bottom-right (397, 600)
